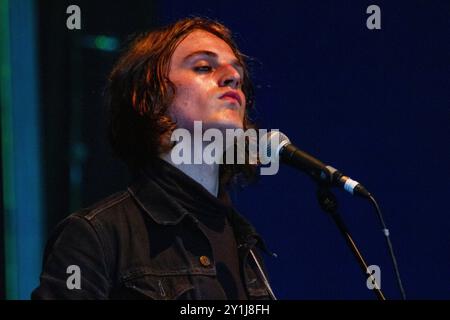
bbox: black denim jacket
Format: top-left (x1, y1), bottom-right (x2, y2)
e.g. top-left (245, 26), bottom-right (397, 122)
top-left (32, 167), bottom-right (275, 300)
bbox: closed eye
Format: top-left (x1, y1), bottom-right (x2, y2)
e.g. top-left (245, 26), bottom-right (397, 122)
top-left (193, 65), bottom-right (213, 73)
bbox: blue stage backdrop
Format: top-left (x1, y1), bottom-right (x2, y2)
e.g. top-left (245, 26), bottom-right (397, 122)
top-left (158, 0), bottom-right (450, 299)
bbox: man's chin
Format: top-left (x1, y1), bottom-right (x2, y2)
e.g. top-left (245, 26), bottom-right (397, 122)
top-left (176, 118), bottom-right (243, 133)
top-left (204, 120), bottom-right (244, 132)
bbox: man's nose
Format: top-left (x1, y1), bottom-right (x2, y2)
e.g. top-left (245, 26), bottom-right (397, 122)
top-left (218, 66), bottom-right (241, 89)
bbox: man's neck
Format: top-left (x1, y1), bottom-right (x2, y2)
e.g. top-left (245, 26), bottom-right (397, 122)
top-left (160, 153), bottom-right (220, 197)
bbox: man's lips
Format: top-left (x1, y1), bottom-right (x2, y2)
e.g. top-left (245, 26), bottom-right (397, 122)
top-left (219, 91), bottom-right (242, 106)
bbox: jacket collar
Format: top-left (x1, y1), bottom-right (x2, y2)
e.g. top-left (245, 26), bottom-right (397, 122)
top-left (127, 163), bottom-right (271, 253)
top-left (127, 172), bottom-right (190, 225)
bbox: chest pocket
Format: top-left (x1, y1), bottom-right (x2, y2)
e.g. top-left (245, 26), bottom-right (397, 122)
top-left (118, 266), bottom-right (218, 300)
top-left (120, 272), bottom-right (195, 300)
top-left (246, 277), bottom-right (271, 300)
top-left (243, 252), bottom-right (272, 300)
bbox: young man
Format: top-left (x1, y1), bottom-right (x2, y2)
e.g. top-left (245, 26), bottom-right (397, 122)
top-left (32, 17), bottom-right (275, 300)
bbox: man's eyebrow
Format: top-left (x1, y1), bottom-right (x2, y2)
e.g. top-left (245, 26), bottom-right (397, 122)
top-left (183, 50), bottom-right (243, 70)
top-left (183, 50), bottom-right (217, 61)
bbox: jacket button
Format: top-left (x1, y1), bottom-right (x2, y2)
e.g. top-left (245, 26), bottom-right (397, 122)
top-left (199, 255), bottom-right (211, 267)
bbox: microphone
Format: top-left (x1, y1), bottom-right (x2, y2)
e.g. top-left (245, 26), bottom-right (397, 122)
top-left (262, 131), bottom-right (371, 198)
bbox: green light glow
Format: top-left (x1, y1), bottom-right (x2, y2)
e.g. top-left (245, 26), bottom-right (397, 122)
top-left (94, 35), bottom-right (119, 52)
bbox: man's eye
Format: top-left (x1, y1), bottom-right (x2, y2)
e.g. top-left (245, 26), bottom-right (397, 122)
top-left (194, 65), bottom-right (212, 73)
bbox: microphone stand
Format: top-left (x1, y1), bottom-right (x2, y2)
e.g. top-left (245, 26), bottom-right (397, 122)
top-left (316, 185), bottom-right (386, 300)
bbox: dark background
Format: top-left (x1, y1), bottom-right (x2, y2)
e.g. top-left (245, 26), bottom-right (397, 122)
top-left (2, 0), bottom-right (449, 299)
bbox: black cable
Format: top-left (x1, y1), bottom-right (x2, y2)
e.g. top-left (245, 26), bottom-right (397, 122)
top-left (368, 194), bottom-right (407, 300)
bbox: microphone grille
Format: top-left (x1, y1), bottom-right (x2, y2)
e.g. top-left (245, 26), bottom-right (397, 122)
top-left (259, 130), bottom-right (290, 162)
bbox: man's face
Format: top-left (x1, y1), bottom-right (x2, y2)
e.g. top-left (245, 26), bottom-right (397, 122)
top-left (167, 30), bottom-right (246, 132)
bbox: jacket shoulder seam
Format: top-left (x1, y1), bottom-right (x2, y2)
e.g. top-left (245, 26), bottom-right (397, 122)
top-left (84, 192), bottom-right (131, 221)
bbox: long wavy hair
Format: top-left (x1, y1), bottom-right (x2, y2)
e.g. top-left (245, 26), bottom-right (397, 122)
top-left (106, 17), bottom-right (257, 186)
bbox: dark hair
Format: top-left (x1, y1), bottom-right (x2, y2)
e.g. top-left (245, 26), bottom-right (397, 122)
top-left (107, 17), bottom-right (257, 185)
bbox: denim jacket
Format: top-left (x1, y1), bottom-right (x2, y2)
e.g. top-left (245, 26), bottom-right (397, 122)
top-left (32, 169), bottom-right (275, 300)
